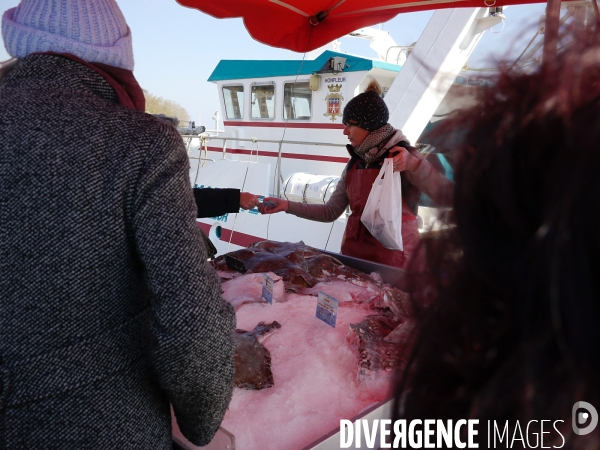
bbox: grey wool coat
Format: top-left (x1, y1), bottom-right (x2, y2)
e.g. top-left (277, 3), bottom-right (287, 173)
top-left (0, 54), bottom-right (236, 448)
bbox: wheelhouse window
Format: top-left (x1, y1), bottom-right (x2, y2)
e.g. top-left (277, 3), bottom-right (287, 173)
top-left (283, 82), bottom-right (312, 120)
top-left (223, 85), bottom-right (244, 119)
top-left (251, 84), bottom-right (275, 119)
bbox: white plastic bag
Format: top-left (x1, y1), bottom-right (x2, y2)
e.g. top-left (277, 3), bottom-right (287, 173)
top-left (360, 158), bottom-right (403, 250)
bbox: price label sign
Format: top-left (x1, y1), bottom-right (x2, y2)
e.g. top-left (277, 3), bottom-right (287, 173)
top-left (262, 274), bottom-right (274, 304)
top-left (316, 292), bottom-right (338, 328)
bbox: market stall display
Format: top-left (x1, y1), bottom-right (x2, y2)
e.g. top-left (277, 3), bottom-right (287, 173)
top-left (174, 241), bottom-right (423, 449)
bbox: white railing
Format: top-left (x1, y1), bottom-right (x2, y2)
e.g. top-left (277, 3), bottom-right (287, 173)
top-left (181, 134), bottom-right (347, 197)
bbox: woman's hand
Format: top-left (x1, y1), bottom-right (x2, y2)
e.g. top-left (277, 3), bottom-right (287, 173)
top-left (258, 197), bottom-right (289, 214)
top-left (239, 192), bottom-right (259, 210)
top-left (388, 146), bottom-right (421, 173)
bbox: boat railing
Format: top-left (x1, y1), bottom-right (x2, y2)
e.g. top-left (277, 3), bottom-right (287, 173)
top-left (181, 134), bottom-right (346, 150)
top-left (182, 134), bottom-right (347, 195)
top-left (384, 45), bottom-right (414, 65)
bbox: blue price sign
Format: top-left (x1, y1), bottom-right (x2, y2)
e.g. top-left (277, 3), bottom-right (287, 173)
top-left (316, 292), bottom-right (338, 328)
top-left (262, 274), bottom-right (274, 304)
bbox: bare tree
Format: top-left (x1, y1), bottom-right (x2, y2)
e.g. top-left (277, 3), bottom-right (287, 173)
top-left (144, 90), bottom-right (191, 125)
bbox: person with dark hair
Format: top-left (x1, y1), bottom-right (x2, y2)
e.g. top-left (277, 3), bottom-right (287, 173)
top-left (0, 1), bottom-right (235, 448)
top-left (259, 79), bottom-right (453, 269)
top-left (393, 32), bottom-right (600, 448)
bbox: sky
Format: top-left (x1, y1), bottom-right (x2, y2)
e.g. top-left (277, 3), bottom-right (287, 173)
top-left (0, 0), bottom-right (547, 126)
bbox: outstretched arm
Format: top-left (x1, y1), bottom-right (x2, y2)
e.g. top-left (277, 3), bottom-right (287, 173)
top-left (193, 188), bottom-right (259, 217)
top-left (258, 168), bottom-right (350, 222)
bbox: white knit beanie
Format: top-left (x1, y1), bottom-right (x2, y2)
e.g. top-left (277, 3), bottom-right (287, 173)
top-left (2, 0), bottom-right (134, 71)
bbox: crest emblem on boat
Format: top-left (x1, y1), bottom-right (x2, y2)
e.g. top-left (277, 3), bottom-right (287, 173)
top-left (324, 84), bottom-right (344, 121)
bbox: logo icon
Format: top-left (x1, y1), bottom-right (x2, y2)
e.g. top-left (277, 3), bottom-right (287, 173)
top-left (572, 401), bottom-right (598, 435)
top-left (324, 84), bottom-right (344, 122)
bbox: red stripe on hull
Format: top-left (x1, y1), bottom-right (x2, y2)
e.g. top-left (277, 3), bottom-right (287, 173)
top-left (197, 222), bottom-right (211, 234)
top-left (196, 222), bottom-right (264, 248)
top-left (204, 146), bottom-right (349, 163)
top-left (224, 121), bottom-right (345, 129)
top-left (220, 228), bottom-right (265, 248)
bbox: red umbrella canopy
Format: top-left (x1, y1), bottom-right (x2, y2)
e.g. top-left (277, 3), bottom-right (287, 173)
top-left (176, 0), bottom-right (545, 52)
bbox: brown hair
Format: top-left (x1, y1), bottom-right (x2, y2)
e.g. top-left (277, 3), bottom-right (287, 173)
top-left (395, 29), bottom-right (600, 446)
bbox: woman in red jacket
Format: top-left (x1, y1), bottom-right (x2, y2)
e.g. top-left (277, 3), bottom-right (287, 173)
top-left (259, 79), bottom-right (453, 270)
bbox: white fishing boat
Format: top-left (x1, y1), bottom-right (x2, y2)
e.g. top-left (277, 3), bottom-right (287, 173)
top-left (183, 0), bottom-right (587, 260)
top-left (182, 7), bottom-right (511, 258)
